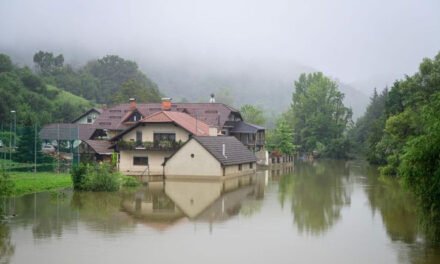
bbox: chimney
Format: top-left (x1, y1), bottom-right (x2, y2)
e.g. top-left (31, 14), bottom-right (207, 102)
top-left (209, 93), bottom-right (215, 103)
top-left (161, 97), bottom-right (172, 111)
top-left (129, 98), bottom-right (136, 110)
top-left (222, 143), bottom-right (227, 158)
top-left (209, 127), bottom-right (218, 136)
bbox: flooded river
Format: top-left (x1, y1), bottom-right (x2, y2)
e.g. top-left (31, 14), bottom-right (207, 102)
top-left (1, 160), bottom-right (439, 263)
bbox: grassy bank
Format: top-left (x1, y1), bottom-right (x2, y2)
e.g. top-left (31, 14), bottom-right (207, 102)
top-left (10, 172), bottom-right (72, 196)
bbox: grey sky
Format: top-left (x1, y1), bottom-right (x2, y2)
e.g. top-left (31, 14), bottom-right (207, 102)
top-left (1, 0), bottom-right (439, 90)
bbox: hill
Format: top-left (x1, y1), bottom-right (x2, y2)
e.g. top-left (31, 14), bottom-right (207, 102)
top-left (142, 58), bottom-right (370, 120)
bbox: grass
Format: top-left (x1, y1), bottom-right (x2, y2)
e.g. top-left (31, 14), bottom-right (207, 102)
top-left (10, 172), bottom-right (72, 196)
top-left (46, 85), bottom-right (93, 108)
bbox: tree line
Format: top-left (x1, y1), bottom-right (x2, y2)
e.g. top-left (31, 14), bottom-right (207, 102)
top-left (351, 52), bottom-right (440, 222)
top-left (32, 51), bottom-right (162, 105)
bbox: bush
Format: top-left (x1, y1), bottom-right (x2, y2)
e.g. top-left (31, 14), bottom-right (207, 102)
top-left (71, 163), bottom-right (121, 192)
top-left (121, 176), bottom-right (140, 187)
top-left (71, 163), bottom-right (88, 190)
top-left (0, 166), bottom-right (15, 197)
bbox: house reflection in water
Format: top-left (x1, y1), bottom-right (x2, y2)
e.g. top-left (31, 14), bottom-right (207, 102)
top-left (120, 173), bottom-right (266, 230)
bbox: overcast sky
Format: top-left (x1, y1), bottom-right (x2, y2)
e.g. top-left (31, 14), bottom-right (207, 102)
top-left (1, 0), bottom-right (439, 90)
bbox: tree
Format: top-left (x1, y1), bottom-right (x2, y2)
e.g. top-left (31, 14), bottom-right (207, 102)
top-left (289, 72), bottom-right (352, 158)
top-left (240, 104), bottom-right (266, 125)
top-left (83, 55), bottom-right (161, 104)
top-left (0, 54), bottom-right (13, 73)
top-left (13, 119), bottom-right (52, 165)
top-left (267, 118), bottom-right (296, 155)
top-left (112, 79), bottom-right (161, 104)
top-left (33, 51), bottom-right (64, 75)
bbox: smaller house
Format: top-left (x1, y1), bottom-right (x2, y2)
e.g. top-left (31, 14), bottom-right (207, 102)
top-left (71, 108), bottom-right (103, 124)
top-left (79, 140), bottom-right (113, 162)
top-left (227, 121), bottom-right (265, 152)
top-left (164, 136), bottom-right (257, 179)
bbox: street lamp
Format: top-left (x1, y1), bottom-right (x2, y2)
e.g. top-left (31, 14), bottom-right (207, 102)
top-left (9, 110), bottom-right (16, 163)
top-left (11, 110), bottom-right (16, 148)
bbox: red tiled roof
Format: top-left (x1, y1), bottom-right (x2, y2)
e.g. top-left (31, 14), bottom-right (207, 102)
top-left (141, 111), bottom-right (210, 136)
top-left (94, 103), bottom-right (241, 131)
top-left (111, 111), bottom-right (211, 140)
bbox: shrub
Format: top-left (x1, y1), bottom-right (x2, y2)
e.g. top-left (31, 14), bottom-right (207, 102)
top-left (71, 163), bottom-right (88, 190)
top-left (121, 176), bottom-right (140, 187)
top-left (0, 166), bottom-right (15, 197)
top-left (71, 163), bottom-right (121, 192)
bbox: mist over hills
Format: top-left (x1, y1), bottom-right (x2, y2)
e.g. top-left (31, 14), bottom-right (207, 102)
top-left (140, 57), bottom-right (370, 119)
top-left (3, 48), bottom-right (370, 120)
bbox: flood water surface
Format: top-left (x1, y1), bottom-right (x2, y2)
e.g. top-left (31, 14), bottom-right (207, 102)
top-left (2, 160), bottom-right (440, 264)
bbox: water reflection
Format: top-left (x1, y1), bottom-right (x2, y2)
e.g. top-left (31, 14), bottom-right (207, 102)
top-left (360, 164), bottom-right (419, 243)
top-left (4, 162), bottom-right (440, 264)
top-left (12, 192), bottom-right (77, 239)
top-left (356, 162), bottom-right (440, 263)
top-left (0, 223), bottom-right (14, 264)
top-left (278, 160), bottom-right (351, 235)
top-left (120, 174), bottom-right (266, 228)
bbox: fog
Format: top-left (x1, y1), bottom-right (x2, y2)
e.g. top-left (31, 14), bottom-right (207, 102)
top-left (1, 0), bottom-right (440, 112)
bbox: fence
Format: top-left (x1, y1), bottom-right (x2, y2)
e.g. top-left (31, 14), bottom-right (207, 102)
top-left (0, 123), bottom-right (80, 173)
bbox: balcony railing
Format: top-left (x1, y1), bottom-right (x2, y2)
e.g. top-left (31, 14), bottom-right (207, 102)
top-left (116, 140), bottom-right (183, 151)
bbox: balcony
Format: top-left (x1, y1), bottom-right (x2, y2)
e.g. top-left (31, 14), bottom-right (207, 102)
top-left (116, 140), bottom-right (183, 151)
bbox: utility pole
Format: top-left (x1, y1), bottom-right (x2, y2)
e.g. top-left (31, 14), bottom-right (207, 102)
top-left (9, 113), bottom-right (12, 165)
top-left (34, 122), bottom-right (37, 173)
top-left (12, 110), bottom-right (16, 148)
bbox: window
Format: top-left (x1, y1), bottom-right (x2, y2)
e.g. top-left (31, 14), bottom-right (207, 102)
top-left (238, 164), bottom-right (242, 171)
top-left (191, 153), bottom-right (195, 158)
top-left (87, 116), bottom-right (92, 123)
top-left (136, 131), bottom-right (142, 144)
top-left (133, 157), bottom-right (148, 166)
top-left (249, 163), bottom-right (253, 169)
top-left (154, 133), bottom-right (176, 142)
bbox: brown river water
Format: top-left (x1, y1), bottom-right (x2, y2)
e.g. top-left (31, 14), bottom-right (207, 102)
top-left (1, 160), bottom-right (439, 264)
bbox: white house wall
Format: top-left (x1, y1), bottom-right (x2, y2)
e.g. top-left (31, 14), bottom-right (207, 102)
top-left (119, 150), bottom-right (173, 175)
top-left (123, 123), bottom-right (191, 143)
top-left (164, 140), bottom-right (223, 177)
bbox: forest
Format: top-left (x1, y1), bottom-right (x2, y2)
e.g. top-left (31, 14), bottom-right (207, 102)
top-left (0, 51), bottom-right (162, 126)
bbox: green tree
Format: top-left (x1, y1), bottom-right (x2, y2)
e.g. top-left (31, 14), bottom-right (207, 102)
top-left (289, 72), bottom-right (352, 158)
top-left (240, 104), bottom-right (266, 125)
top-left (0, 54), bottom-right (13, 73)
top-left (33, 51), bottom-right (64, 75)
top-left (84, 55), bottom-right (161, 104)
top-left (112, 79), bottom-right (161, 104)
top-left (350, 88), bottom-right (388, 163)
top-left (13, 120), bottom-right (52, 165)
top-left (267, 118), bottom-right (296, 155)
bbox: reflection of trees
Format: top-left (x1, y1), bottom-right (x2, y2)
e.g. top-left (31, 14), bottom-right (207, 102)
top-left (71, 192), bottom-right (135, 233)
top-left (362, 165), bottom-right (419, 243)
top-left (360, 163), bottom-right (440, 263)
top-left (278, 160), bottom-right (351, 235)
top-left (12, 192), bottom-right (76, 239)
top-left (0, 223), bottom-right (14, 264)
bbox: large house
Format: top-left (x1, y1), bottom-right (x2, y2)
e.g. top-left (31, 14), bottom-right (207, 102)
top-left (111, 110), bottom-right (214, 176)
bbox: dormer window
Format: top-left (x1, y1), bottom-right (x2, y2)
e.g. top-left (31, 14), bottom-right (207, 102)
top-left (87, 116), bottom-right (92, 123)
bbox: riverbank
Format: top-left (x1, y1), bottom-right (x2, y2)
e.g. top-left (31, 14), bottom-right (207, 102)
top-left (10, 172), bottom-right (72, 196)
